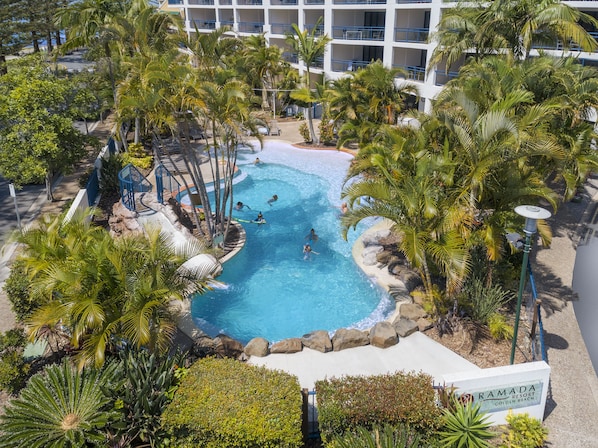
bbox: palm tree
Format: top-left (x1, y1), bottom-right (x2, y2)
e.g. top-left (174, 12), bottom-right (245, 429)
top-left (326, 61), bottom-right (416, 148)
top-left (341, 123), bottom-right (470, 300)
top-left (0, 359), bottom-right (119, 447)
top-left (16, 212), bottom-right (216, 368)
top-left (242, 33), bottom-right (287, 111)
top-left (431, 0), bottom-right (598, 68)
top-left (286, 17), bottom-right (332, 144)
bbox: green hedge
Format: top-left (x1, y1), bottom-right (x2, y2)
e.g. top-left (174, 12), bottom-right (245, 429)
top-left (316, 371), bottom-right (442, 444)
top-left (161, 357), bottom-right (303, 448)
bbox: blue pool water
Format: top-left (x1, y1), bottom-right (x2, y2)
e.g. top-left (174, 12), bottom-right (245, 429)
top-left (191, 142), bottom-right (394, 343)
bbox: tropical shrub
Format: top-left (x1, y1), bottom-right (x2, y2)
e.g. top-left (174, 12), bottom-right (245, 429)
top-left (103, 348), bottom-right (187, 447)
top-left (330, 423), bottom-right (423, 448)
top-left (498, 412), bottom-right (548, 448)
top-left (488, 313), bottom-right (514, 341)
top-left (122, 142), bottom-right (153, 170)
top-left (0, 328), bottom-right (30, 394)
top-left (0, 359), bottom-right (119, 447)
top-left (439, 400), bottom-right (495, 448)
top-left (299, 121), bottom-right (312, 143)
top-left (459, 278), bottom-right (514, 325)
top-left (3, 260), bottom-right (37, 322)
top-left (99, 153), bottom-right (124, 195)
top-left (161, 357), bottom-right (303, 448)
top-left (316, 372), bottom-right (442, 444)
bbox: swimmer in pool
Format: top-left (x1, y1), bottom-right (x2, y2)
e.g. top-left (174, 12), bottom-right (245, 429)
top-left (235, 201), bottom-right (251, 210)
top-left (255, 211), bottom-right (265, 223)
top-left (305, 228), bottom-right (318, 242)
top-left (340, 202), bottom-right (348, 214)
top-left (267, 194), bottom-right (278, 206)
top-left (254, 157), bottom-right (262, 165)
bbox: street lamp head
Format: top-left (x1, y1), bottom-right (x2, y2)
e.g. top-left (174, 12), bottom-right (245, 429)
top-left (514, 205), bottom-right (552, 235)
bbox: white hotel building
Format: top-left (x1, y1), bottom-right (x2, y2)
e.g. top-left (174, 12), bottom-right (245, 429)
top-left (162, 0), bottom-right (598, 113)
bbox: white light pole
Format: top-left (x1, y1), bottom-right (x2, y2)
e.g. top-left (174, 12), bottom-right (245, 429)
top-left (510, 205), bottom-right (551, 365)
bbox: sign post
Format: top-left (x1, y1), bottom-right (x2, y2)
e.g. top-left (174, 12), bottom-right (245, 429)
top-left (9, 183), bottom-right (21, 231)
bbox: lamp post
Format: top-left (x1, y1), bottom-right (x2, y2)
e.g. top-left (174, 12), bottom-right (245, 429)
top-left (510, 205), bottom-right (551, 365)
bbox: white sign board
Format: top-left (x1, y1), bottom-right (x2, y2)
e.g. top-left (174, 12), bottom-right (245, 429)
top-left (9, 183), bottom-right (15, 198)
top-left (442, 361), bottom-right (550, 425)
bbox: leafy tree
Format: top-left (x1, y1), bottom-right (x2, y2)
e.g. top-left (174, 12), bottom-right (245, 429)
top-left (0, 359), bottom-right (119, 447)
top-left (0, 60), bottom-right (92, 200)
top-left (0, 328), bottom-right (30, 394)
top-left (0, 0), bottom-right (28, 75)
top-left (3, 260), bottom-right (37, 322)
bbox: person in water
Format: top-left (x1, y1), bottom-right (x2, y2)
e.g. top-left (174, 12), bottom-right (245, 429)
top-left (255, 211), bottom-right (265, 223)
top-left (306, 228), bottom-right (318, 242)
top-left (254, 157), bottom-right (262, 165)
top-left (235, 201), bottom-right (251, 210)
top-left (267, 194), bottom-right (278, 206)
top-left (340, 202), bottom-right (349, 214)
top-left (303, 243), bottom-right (312, 260)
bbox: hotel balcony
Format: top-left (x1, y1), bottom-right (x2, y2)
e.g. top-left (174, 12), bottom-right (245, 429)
top-left (188, 0), bottom-right (214, 5)
top-left (304, 0), bottom-right (325, 4)
top-left (435, 70), bottom-right (459, 85)
top-left (332, 26), bottom-right (385, 41)
top-left (394, 64), bottom-right (426, 81)
top-left (270, 0), bottom-right (298, 4)
top-left (396, 0), bottom-right (431, 3)
top-left (271, 23), bottom-right (295, 34)
top-left (333, 0), bottom-right (386, 3)
top-left (238, 21), bottom-right (264, 32)
top-left (237, 0), bottom-right (263, 4)
top-left (394, 27), bottom-right (429, 43)
top-left (191, 19), bottom-right (216, 30)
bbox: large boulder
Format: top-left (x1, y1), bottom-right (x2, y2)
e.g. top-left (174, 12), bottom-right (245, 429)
top-left (392, 317), bottom-right (419, 338)
top-left (362, 245), bottom-right (383, 266)
top-left (244, 337), bottom-right (270, 357)
top-left (416, 317), bottom-right (434, 331)
top-left (270, 338), bottom-right (303, 354)
top-left (213, 334), bottom-right (244, 359)
top-left (302, 330), bottom-right (332, 353)
top-left (376, 250), bottom-right (395, 265)
top-left (399, 303), bottom-right (427, 321)
top-left (369, 322), bottom-right (398, 348)
top-left (332, 328), bottom-right (369, 351)
top-left (397, 270), bottom-right (422, 292)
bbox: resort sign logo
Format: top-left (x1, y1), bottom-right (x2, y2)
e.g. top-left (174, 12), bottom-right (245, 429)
top-left (459, 381), bottom-right (543, 413)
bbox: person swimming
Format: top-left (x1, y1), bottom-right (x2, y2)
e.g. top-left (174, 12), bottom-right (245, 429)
top-left (340, 202), bottom-right (349, 214)
top-left (306, 228), bottom-right (318, 242)
top-left (303, 243), bottom-right (312, 260)
top-left (267, 194), bottom-right (278, 206)
top-left (254, 157), bottom-right (262, 165)
top-left (235, 201), bottom-right (251, 211)
top-left (255, 211), bottom-right (265, 223)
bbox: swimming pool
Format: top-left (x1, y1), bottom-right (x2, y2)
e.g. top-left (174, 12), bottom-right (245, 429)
top-left (191, 141), bottom-right (394, 343)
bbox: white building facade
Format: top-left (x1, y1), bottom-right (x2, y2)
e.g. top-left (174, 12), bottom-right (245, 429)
top-left (163, 0), bottom-right (598, 113)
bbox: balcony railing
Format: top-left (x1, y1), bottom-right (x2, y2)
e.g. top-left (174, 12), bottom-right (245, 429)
top-left (271, 23), bottom-right (295, 34)
top-left (435, 70), bottom-right (459, 85)
top-left (192, 19), bottom-right (216, 30)
top-left (270, 0), bottom-right (298, 4)
top-left (238, 21), bottom-right (264, 32)
top-left (188, 0), bottom-right (214, 4)
top-left (331, 58), bottom-right (369, 72)
top-left (220, 0), bottom-right (232, 4)
top-left (167, 0), bottom-right (183, 4)
top-left (220, 20), bottom-right (234, 28)
top-left (532, 31), bottom-right (598, 52)
top-left (334, 0), bottom-right (386, 3)
top-left (396, 0), bottom-right (431, 3)
top-left (304, 0), bottom-right (324, 3)
top-left (394, 27), bottom-right (429, 42)
top-left (306, 24), bottom-right (324, 37)
top-left (332, 26), bottom-right (385, 41)
top-left (282, 52), bottom-right (298, 63)
top-left (237, 0), bottom-right (262, 4)
top-left (394, 65), bottom-right (425, 81)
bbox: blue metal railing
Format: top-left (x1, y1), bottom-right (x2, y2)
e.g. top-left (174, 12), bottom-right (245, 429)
top-left (394, 64), bottom-right (426, 81)
top-left (118, 164), bottom-right (153, 212)
top-left (271, 23), bottom-right (294, 34)
top-left (334, 0), bottom-right (386, 3)
top-left (331, 58), bottom-right (369, 72)
top-left (155, 164), bottom-right (181, 205)
top-left (238, 21), bottom-right (264, 33)
top-left (192, 20), bottom-right (216, 30)
top-left (434, 70), bottom-right (459, 85)
top-left (332, 26), bottom-right (385, 41)
top-left (394, 27), bottom-right (429, 42)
